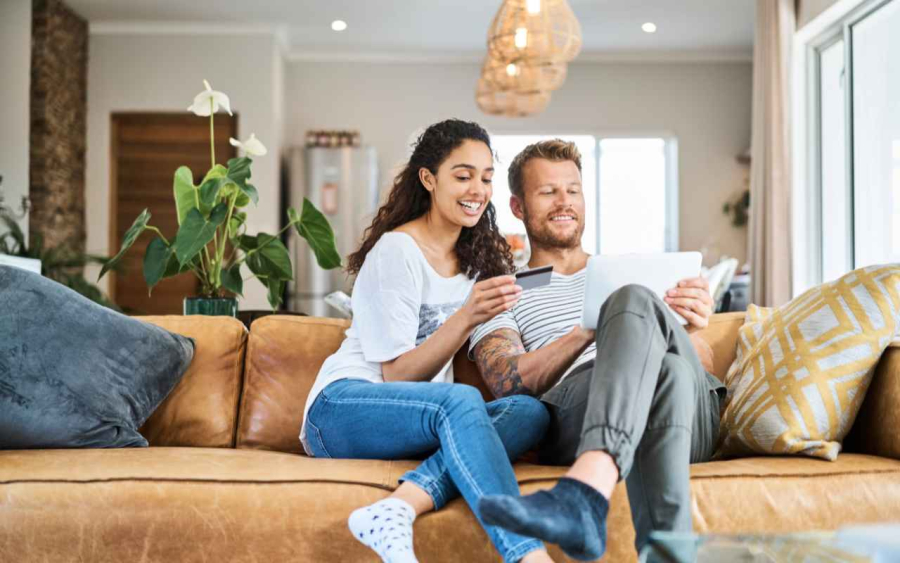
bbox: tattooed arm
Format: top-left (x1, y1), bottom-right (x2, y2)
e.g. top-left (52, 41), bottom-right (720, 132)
top-left (473, 327), bottom-right (595, 398)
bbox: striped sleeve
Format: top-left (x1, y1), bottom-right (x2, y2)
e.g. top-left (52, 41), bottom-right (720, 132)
top-left (468, 308), bottom-right (520, 360)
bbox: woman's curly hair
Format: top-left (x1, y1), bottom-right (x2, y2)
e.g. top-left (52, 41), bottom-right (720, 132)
top-left (347, 119), bottom-right (515, 280)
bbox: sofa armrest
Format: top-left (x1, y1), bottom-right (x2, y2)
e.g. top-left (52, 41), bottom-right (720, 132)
top-left (845, 346), bottom-right (900, 460)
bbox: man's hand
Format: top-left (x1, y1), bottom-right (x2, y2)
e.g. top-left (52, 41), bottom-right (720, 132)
top-left (664, 276), bottom-right (714, 330)
top-left (689, 332), bottom-right (715, 374)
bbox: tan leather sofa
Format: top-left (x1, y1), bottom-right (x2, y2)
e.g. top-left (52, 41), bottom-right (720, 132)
top-left (2, 313), bottom-right (899, 562)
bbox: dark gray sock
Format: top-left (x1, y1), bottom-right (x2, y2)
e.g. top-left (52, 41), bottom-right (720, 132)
top-left (478, 477), bottom-right (609, 561)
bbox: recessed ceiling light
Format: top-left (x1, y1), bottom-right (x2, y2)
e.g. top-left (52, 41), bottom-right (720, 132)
top-left (331, 20), bottom-right (347, 32)
top-left (642, 22), bottom-right (657, 34)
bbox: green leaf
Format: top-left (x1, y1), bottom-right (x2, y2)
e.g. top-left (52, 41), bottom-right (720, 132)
top-left (143, 237), bottom-right (170, 294)
top-left (227, 211), bottom-right (247, 239)
top-left (291, 199), bottom-right (341, 270)
top-left (197, 164), bottom-right (231, 215)
top-left (256, 234), bottom-right (293, 280)
top-left (173, 167), bottom-right (197, 226)
top-left (241, 183), bottom-right (259, 206)
top-left (221, 264), bottom-right (243, 297)
top-left (198, 177), bottom-right (225, 215)
top-left (233, 190), bottom-right (251, 208)
top-left (226, 157), bottom-right (258, 205)
top-left (203, 164), bottom-right (228, 182)
top-left (226, 157), bottom-right (251, 184)
top-left (173, 204), bottom-right (229, 266)
top-left (99, 209), bottom-right (151, 279)
top-left (242, 233), bottom-right (292, 281)
top-left (266, 278), bottom-right (285, 311)
top-left (238, 233), bottom-right (259, 251)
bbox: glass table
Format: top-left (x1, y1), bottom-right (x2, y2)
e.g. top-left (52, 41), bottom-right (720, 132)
top-left (639, 524), bottom-right (900, 563)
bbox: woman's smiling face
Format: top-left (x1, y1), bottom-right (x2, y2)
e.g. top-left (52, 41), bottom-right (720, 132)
top-left (421, 139), bottom-right (494, 229)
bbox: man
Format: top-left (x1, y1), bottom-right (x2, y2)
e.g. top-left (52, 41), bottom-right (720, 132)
top-left (470, 140), bottom-right (726, 561)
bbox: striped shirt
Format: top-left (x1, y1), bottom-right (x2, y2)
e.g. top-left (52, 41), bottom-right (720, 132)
top-left (469, 268), bottom-right (595, 386)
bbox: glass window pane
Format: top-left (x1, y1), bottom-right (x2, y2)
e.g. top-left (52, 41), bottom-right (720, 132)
top-left (491, 135), bottom-right (597, 256)
top-left (819, 38), bottom-right (851, 282)
top-left (599, 138), bottom-right (667, 255)
top-left (852, 0), bottom-right (900, 267)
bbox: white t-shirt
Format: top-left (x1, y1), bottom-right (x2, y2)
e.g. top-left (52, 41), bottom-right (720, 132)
top-left (469, 268), bottom-right (594, 386)
top-left (300, 232), bottom-right (476, 453)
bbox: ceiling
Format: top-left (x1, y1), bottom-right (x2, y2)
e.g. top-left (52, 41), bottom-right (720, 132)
top-left (68, 0), bottom-right (756, 61)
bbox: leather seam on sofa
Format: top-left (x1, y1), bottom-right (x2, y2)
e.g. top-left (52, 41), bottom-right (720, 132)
top-left (229, 326), bottom-right (249, 448)
top-left (7, 467), bottom-right (898, 487)
top-left (235, 326), bottom-right (259, 448)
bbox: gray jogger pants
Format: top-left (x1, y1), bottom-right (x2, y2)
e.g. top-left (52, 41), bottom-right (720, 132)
top-left (538, 284), bottom-right (726, 550)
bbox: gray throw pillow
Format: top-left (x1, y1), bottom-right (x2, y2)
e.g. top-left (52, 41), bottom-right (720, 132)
top-left (0, 265), bottom-right (195, 448)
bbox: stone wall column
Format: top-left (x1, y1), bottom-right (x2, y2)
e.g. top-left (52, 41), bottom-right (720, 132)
top-left (29, 0), bottom-right (88, 258)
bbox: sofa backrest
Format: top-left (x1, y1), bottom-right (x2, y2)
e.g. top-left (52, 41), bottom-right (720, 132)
top-left (136, 313), bottom-right (742, 453)
top-left (139, 316), bottom-right (248, 448)
top-left (137, 313), bottom-right (900, 461)
top-left (236, 316), bottom-right (351, 454)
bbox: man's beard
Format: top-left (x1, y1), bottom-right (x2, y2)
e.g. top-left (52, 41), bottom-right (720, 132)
top-left (523, 207), bottom-right (584, 250)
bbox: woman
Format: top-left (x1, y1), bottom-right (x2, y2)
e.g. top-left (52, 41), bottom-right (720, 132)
top-left (300, 119), bottom-right (552, 563)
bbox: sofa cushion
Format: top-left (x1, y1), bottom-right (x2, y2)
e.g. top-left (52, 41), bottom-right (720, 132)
top-left (138, 316), bottom-right (248, 448)
top-left (719, 265), bottom-right (900, 460)
top-left (0, 266), bottom-right (194, 449)
top-left (237, 316), bottom-right (350, 453)
top-left (1, 449), bottom-right (899, 563)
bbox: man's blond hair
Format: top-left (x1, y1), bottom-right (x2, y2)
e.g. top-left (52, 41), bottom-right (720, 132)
top-left (507, 139), bottom-right (582, 199)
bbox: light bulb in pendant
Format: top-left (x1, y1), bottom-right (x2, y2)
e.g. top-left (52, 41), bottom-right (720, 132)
top-left (506, 63), bottom-right (518, 77)
top-left (514, 27), bottom-right (528, 49)
top-left (526, 0), bottom-right (541, 14)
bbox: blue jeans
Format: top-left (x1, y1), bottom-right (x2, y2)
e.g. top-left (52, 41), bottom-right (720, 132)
top-left (305, 378), bottom-right (549, 563)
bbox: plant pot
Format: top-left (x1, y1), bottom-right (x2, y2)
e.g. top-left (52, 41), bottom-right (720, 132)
top-left (183, 296), bottom-right (238, 317)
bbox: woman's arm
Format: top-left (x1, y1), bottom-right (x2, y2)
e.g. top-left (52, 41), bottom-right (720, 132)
top-left (381, 276), bottom-right (521, 382)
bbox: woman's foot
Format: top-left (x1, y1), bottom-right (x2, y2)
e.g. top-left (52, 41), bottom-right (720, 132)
top-left (521, 549), bottom-right (555, 562)
top-left (348, 498), bottom-right (418, 563)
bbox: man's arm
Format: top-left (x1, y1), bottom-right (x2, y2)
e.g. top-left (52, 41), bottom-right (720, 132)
top-left (473, 327), bottom-right (594, 399)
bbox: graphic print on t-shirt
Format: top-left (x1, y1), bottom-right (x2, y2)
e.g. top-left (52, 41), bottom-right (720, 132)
top-left (416, 301), bottom-right (464, 345)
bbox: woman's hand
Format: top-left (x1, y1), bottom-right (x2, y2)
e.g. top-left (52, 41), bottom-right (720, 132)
top-left (458, 275), bottom-right (522, 330)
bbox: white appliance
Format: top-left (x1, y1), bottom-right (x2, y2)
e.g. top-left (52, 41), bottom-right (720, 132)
top-left (286, 146), bottom-right (378, 317)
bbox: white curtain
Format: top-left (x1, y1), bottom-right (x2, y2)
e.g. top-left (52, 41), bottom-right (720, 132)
top-left (749, 0), bottom-right (795, 307)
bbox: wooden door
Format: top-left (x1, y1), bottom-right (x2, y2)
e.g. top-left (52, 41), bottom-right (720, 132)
top-left (109, 113), bottom-right (237, 314)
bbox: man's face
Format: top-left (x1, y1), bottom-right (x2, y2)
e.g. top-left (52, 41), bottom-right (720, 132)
top-left (512, 158), bottom-right (585, 250)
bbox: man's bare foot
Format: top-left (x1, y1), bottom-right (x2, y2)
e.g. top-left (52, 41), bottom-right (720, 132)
top-left (565, 450), bottom-right (618, 499)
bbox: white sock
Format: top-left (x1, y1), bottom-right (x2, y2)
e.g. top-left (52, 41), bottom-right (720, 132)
top-left (348, 497), bottom-right (418, 563)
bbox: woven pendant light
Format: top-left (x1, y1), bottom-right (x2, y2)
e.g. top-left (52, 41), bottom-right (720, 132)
top-left (482, 55), bottom-right (567, 92)
top-left (487, 0), bottom-right (582, 65)
top-left (475, 77), bottom-right (551, 117)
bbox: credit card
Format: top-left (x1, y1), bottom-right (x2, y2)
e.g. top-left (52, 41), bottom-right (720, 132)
top-left (515, 265), bottom-right (553, 291)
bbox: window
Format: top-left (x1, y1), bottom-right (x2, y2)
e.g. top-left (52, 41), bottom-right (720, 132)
top-left (850, 0), bottom-right (900, 267)
top-left (801, 0), bottom-right (900, 290)
top-left (490, 134), bottom-right (677, 260)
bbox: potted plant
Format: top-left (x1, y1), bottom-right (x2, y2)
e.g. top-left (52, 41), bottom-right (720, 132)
top-left (99, 80), bottom-right (341, 315)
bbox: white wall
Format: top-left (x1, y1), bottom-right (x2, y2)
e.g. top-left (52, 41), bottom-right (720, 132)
top-left (285, 60), bottom-right (753, 266)
top-left (86, 32), bottom-right (284, 308)
top-left (0, 0), bottom-right (32, 237)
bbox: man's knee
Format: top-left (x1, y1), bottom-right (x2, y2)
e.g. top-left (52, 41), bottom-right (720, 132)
top-left (599, 284), bottom-right (660, 322)
top-left (607, 283), bottom-right (659, 310)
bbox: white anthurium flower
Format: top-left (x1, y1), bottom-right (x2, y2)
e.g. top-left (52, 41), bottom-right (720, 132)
top-left (188, 79), bottom-right (233, 116)
top-left (229, 133), bottom-right (267, 157)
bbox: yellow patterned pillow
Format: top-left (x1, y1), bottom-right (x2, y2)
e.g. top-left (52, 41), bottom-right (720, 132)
top-left (718, 264), bottom-right (900, 460)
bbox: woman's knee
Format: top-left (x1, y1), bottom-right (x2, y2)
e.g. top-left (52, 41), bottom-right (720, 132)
top-left (496, 395), bottom-right (550, 434)
top-left (443, 384), bottom-right (487, 415)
